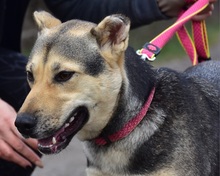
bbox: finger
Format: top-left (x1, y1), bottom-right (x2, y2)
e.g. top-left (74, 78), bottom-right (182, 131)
top-left (191, 3), bottom-right (214, 21)
top-left (192, 4), bottom-right (213, 21)
top-left (23, 138), bottom-right (38, 151)
top-left (196, 5), bottom-right (213, 16)
top-left (0, 139), bottom-right (32, 168)
top-left (4, 131), bottom-right (43, 168)
top-left (11, 124), bottom-right (39, 153)
top-left (209, 0), bottom-right (217, 3)
top-left (206, 3), bottom-right (214, 12)
top-left (192, 11), bottom-right (212, 21)
top-left (9, 119), bottom-right (43, 168)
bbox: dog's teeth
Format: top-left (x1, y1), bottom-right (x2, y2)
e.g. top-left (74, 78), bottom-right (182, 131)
top-left (52, 137), bottom-right (57, 145)
top-left (65, 123), bottom-right (70, 128)
top-left (69, 117), bottom-right (75, 123)
top-left (38, 144), bottom-right (53, 148)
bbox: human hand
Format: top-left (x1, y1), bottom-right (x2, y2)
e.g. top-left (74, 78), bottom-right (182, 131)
top-left (0, 99), bottom-right (43, 168)
top-left (192, 0), bottom-right (216, 21)
top-left (157, 0), bottom-right (186, 17)
top-left (157, 0), bottom-right (216, 20)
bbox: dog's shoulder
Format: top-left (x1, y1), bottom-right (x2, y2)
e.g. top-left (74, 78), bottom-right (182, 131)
top-left (184, 60), bottom-right (220, 90)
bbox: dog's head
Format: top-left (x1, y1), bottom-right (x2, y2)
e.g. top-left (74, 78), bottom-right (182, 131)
top-left (15, 11), bottom-right (130, 154)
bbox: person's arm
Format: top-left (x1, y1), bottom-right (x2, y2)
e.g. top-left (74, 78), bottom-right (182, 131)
top-left (0, 99), bottom-right (43, 168)
top-left (45, 0), bottom-right (169, 28)
top-left (45, 0), bottom-right (216, 29)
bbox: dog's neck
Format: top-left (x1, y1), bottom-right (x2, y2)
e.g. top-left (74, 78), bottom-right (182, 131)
top-left (95, 87), bottom-right (155, 145)
top-left (93, 47), bottom-right (157, 145)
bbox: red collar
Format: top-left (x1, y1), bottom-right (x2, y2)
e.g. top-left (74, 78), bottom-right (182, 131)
top-left (94, 87), bottom-right (155, 145)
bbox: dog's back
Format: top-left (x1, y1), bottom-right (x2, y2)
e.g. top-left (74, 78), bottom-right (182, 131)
top-left (131, 60), bottom-right (219, 176)
top-left (185, 60), bottom-right (220, 89)
top-left (182, 61), bottom-right (220, 175)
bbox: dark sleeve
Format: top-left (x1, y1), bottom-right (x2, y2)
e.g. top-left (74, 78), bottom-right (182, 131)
top-left (44, 0), bottom-right (169, 28)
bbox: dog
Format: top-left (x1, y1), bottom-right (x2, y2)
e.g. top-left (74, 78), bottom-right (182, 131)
top-left (15, 11), bottom-right (219, 176)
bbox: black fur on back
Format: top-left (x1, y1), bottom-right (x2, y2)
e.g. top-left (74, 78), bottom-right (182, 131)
top-left (128, 66), bottom-right (219, 175)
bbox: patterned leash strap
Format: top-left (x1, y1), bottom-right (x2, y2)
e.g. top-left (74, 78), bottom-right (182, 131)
top-left (137, 0), bottom-right (210, 65)
top-left (177, 0), bottom-right (211, 65)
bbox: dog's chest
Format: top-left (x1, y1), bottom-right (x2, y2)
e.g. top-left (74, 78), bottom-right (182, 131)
top-left (84, 143), bottom-right (131, 173)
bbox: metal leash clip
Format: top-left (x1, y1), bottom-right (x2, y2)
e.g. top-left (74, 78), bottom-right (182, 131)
top-left (136, 50), bottom-right (156, 61)
top-left (136, 43), bottom-right (160, 62)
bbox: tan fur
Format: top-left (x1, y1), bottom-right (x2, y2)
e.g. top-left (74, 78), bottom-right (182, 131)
top-left (21, 54), bottom-right (122, 140)
top-left (91, 15), bottom-right (130, 94)
top-left (150, 169), bottom-right (178, 176)
top-left (91, 15), bottom-right (130, 64)
top-left (34, 11), bottom-right (61, 30)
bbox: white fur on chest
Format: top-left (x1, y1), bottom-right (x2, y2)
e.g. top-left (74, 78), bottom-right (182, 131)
top-left (84, 141), bottom-right (131, 173)
top-left (83, 108), bottom-right (166, 175)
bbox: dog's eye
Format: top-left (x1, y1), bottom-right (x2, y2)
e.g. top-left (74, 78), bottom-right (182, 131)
top-left (27, 71), bottom-right (34, 82)
top-left (55, 71), bottom-right (75, 82)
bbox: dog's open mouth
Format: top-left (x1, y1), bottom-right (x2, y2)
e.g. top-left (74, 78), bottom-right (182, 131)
top-left (38, 106), bottom-right (89, 154)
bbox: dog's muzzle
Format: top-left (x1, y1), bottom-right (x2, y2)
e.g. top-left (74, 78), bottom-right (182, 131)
top-left (15, 106), bottom-right (89, 155)
top-left (37, 106), bottom-right (89, 154)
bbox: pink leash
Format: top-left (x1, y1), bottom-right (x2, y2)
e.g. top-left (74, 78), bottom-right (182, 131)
top-left (137, 0), bottom-right (210, 65)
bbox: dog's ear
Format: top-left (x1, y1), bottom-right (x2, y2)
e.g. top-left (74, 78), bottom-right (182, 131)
top-left (91, 14), bottom-right (130, 61)
top-left (33, 11), bottom-right (61, 31)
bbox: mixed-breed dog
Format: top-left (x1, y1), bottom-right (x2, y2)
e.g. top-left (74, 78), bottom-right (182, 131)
top-left (15, 11), bottom-right (219, 176)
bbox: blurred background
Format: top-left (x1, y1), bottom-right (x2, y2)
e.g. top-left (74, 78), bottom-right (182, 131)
top-left (20, 1), bottom-right (219, 175)
top-left (22, 0), bottom-right (220, 70)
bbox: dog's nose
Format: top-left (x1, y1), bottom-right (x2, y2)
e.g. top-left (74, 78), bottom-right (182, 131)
top-left (15, 113), bottom-right (36, 137)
